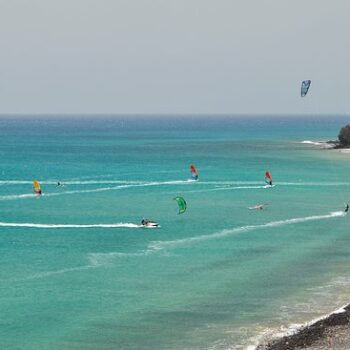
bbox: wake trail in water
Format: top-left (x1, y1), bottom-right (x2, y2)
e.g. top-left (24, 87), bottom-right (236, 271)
top-left (23, 251), bottom-right (148, 281)
top-left (88, 211), bottom-right (346, 268)
top-left (0, 179), bottom-right (191, 186)
top-left (0, 180), bottom-right (349, 201)
top-left (24, 265), bottom-right (97, 280)
top-left (22, 211), bottom-right (345, 280)
top-left (148, 211), bottom-right (346, 251)
top-left (0, 194), bottom-right (37, 200)
top-left (183, 185), bottom-right (267, 194)
top-left (0, 180), bottom-right (198, 200)
top-left (0, 222), bottom-right (141, 229)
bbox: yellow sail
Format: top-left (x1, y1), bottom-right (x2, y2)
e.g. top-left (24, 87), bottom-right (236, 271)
top-left (33, 180), bottom-right (41, 193)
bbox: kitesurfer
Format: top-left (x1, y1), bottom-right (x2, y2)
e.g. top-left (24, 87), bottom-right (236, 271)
top-left (301, 80), bottom-right (311, 97)
top-left (249, 204), bottom-right (266, 210)
top-left (174, 196), bottom-right (187, 214)
top-left (345, 204), bottom-right (349, 213)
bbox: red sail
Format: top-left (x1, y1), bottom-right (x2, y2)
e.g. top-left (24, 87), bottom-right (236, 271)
top-left (190, 164), bottom-right (199, 179)
top-left (265, 171), bottom-right (273, 185)
top-left (265, 171), bottom-right (272, 180)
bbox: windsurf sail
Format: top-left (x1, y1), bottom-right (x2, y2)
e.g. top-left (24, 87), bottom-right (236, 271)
top-left (33, 180), bottom-right (42, 194)
top-left (174, 196), bottom-right (187, 214)
top-left (301, 80), bottom-right (311, 97)
top-left (265, 171), bottom-right (272, 185)
top-left (190, 164), bottom-right (199, 180)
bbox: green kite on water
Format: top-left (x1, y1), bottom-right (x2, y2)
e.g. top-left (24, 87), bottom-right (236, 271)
top-left (174, 196), bottom-right (187, 214)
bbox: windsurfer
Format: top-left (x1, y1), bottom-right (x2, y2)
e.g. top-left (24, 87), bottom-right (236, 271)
top-left (190, 164), bottom-right (199, 181)
top-left (33, 180), bottom-right (42, 195)
top-left (265, 171), bottom-right (273, 186)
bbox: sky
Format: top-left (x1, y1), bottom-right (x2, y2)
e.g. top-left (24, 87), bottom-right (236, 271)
top-left (0, 0), bottom-right (349, 115)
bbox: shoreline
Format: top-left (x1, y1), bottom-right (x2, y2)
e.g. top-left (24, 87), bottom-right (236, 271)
top-left (251, 140), bottom-right (350, 350)
top-left (255, 304), bottom-right (350, 349)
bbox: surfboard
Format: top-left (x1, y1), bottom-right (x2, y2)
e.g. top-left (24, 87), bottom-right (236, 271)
top-left (248, 205), bottom-right (264, 210)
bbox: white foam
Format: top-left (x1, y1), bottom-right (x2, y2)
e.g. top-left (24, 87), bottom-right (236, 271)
top-left (87, 251), bottom-right (148, 266)
top-left (301, 140), bottom-right (334, 148)
top-left (301, 140), bottom-right (324, 145)
top-left (0, 193), bottom-right (37, 200)
top-left (148, 211), bottom-right (345, 251)
top-left (0, 222), bottom-right (141, 228)
top-left (25, 265), bottom-right (96, 280)
top-left (198, 181), bottom-right (350, 187)
top-left (260, 303), bottom-right (348, 345)
top-left (181, 185), bottom-right (267, 194)
top-left (22, 211), bottom-right (346, 281)
top-left (56, 180), bottom-right (142, 185)
top-left (0, 180), bottom-right (144, 185)
top-left (24, 252), bottom-right (137, 281)
top-left (0, 180), bottom-right (34, 185)
top-left (246, 276), bottom-right (350, 350)
top-left (0, 179), bottom-right (192, 186)
top-left (334, 307), bottom-right (346, 314)
top-left (278, 182), bottom-right (350, 186)
top-left (1, 180), bottom-right (349, 201)
top-left (0, 179), bottom-right (198, 200)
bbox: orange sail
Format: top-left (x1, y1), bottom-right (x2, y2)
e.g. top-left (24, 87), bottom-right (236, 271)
top-left (33, 180), bottom-right (42, 194)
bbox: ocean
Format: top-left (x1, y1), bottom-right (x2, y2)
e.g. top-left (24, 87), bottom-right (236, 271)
top-left (1, 115), bottom-right (350, 350)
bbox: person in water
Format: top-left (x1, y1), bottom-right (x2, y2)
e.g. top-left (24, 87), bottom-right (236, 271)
top-left (345, 204), bottom-right (349, 213)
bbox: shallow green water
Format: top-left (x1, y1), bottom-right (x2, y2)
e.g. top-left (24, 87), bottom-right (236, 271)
top-left (1, 116), bottom-right (350, 349)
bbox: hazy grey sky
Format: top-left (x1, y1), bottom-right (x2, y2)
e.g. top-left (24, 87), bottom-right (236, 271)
top-left (0, 0), bottom-right (349, 115)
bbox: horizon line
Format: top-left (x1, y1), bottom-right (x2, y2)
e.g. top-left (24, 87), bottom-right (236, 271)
top-left (0, 113), bottom-right (349, 119)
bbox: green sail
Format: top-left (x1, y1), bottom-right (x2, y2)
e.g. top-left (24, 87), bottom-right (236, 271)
top-left (174, 196), bottom-right (187, 214)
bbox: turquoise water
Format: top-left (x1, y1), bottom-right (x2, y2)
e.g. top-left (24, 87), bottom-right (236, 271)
top-left (1, 116), bottom-right (350, 350)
